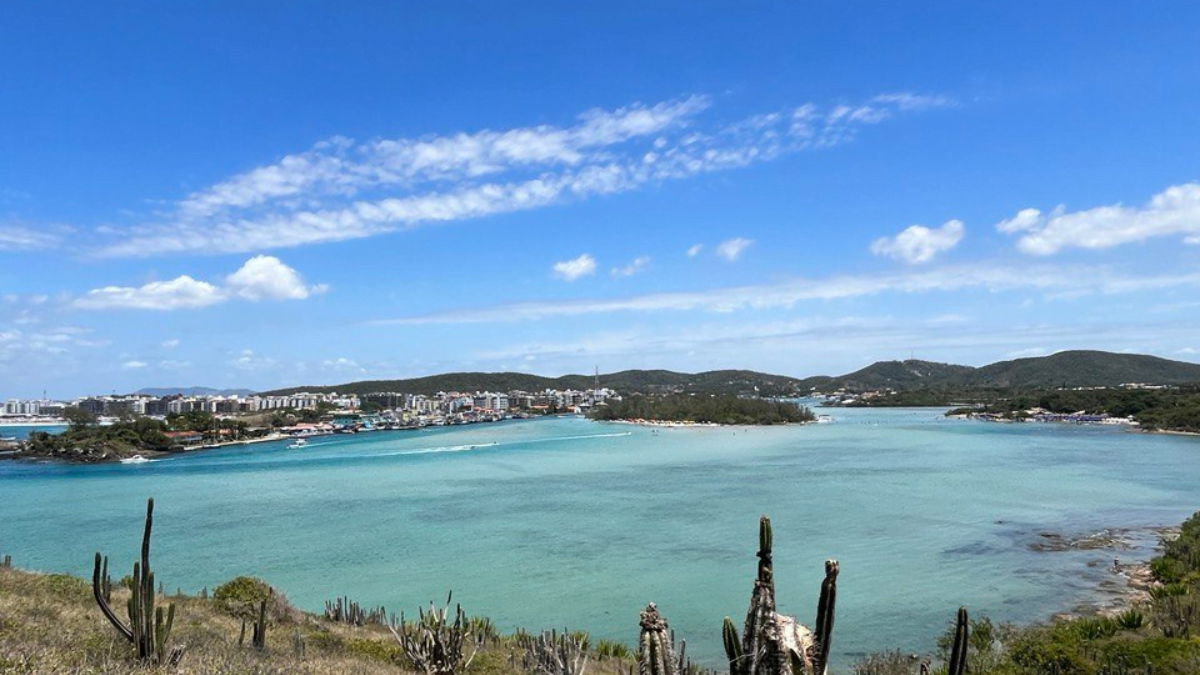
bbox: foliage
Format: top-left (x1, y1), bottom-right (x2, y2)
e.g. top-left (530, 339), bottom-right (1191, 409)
top-left (261, 369), bottom-right (808, 398)
top-left (589, 394), bottom-right (814, 425)
top-left (22, 417), bottom-right (172, 460)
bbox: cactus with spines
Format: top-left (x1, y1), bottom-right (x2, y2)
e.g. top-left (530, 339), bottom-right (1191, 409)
top-left (390, 593), bottom-right (482, 675)
top-left (91, 498), bottom-right (180, 665)
top-left (517, 628), bottom-right (589, 675)
top-left (718, 516), bottom-right (833, 675)
top-left (813, 560), bottom-right (838, 675)
top-left (947, 608), bottom-right (968, 675)
top-left (638, 604), bottom-right (678, 675)
top-left (723, 617), bottom-right (746, 675)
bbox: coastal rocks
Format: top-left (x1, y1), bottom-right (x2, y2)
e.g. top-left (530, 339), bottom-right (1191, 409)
top-left (1027, 529), bottom-right (1134, 553)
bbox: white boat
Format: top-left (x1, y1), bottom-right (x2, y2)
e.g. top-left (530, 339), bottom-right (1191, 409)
top-left (120, 455), bottom-right (152, 464)
top-left (287, 438), bottom-right (308, 449)
top-left (816, 414), bottom-right (834, 424)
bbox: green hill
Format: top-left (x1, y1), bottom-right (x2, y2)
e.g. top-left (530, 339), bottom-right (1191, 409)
top-left (803, 359), bottom-right (975, 392)
top-left (956, 350), bottom-right (1200, 389)
top-left (260, 369), bottom-right (804, 397)
top-left (258, 351), bottom-right (1200, 398)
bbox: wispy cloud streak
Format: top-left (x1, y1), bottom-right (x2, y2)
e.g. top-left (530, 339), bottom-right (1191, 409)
top-left (370, 264), bottom-right (1200, 325)
top-left (95, 93), bottom-right (952, 257)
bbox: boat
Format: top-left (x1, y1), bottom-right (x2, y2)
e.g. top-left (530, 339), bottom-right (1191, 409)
top-left (120, 455), bottom-right (152, 464)
top-left (816, 414), bottom-right (834, 424)
top-left (287, 438), bottom-right (308, 449)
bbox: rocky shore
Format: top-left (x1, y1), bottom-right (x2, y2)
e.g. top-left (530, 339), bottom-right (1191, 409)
top-left (1032, 524), bottom-right (1180, 620)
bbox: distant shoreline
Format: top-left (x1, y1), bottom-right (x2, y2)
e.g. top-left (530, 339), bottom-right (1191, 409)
top-left (604, 418), bottom-right (810, 428)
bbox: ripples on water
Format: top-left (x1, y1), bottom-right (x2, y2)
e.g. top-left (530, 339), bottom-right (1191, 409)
top-left (3, 409), bottom-right (1198, 667)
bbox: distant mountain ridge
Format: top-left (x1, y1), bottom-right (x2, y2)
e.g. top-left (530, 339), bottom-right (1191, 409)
top-left (261, 369), bottom-right (805, 397)
top-left (258, 351), bottom-right (1200, 398)
top-left (798, 350), bottom-right (1200, 392)
top-left (133, 387), bottom-right (256, 397)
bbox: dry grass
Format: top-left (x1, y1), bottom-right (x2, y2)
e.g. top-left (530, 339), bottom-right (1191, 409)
top-left (0, 566), bottom-right (639, 675)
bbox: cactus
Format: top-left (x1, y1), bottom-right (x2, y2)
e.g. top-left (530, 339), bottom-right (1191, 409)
top-left (946, 608), bottom-right (968, 675)
top-left (720, 516), bottom-right (834, 675)
top-left (99, 556), bottom-right (112, 603)
top-left (2, 554), bottom-right (11, 568)
top-left (813, 560), bottom-right (838, 675)
top-left (91, 498), bottom-right (181, 665)
top-left (251, 596), bottom-right (269, 650)
top-left (390, 593), bottom-right (482, 675)
top-left (325, 595), bottom-right (389, 626)
top-left (638, 603), bottom-right (678, 675)
top-left (518, 628), bottom-right (589, 675)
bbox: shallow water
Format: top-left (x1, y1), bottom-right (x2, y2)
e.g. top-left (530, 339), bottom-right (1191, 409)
top-left (2, 408), bottom-right (1198, 667)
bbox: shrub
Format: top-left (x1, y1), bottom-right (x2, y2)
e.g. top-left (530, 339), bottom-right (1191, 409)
top-left (212, 576), bottom-right (295, 622)
top-left (1114, 608), bottom-right (1145, 630)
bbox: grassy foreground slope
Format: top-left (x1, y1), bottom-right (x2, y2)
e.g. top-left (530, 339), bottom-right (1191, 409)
top-left (0, 566), bottom-right (635, 675)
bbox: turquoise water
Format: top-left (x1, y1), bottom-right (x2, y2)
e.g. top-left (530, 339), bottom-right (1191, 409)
top-left (3, 409), bottom-right (1199, 668)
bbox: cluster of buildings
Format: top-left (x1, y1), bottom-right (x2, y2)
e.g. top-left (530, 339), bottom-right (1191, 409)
top-left (1, 387), bottom-right (619, 427)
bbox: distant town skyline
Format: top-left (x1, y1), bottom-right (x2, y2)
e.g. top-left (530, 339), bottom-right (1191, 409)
top-left (4, 3), bottom-right (1200, 398)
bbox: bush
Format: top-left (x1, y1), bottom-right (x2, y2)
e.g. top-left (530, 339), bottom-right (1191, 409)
top-left (212, 576), bottom-right (295, 622)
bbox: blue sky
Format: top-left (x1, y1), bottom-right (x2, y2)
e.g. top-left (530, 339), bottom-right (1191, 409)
top-left (3, 2), bottom-right (1200, 398)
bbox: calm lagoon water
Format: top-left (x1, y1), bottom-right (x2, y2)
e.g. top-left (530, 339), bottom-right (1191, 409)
top-left (3, 408), bottom-right (1199, 667)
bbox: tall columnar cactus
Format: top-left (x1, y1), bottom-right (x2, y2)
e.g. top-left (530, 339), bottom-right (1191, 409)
top-left (251, 597), bottom-right (269, 650)
top-left (638, 603), bottom-right (678, 675)
top-left (99, 555), bottom-right (113, 603)
top-left (812, 560), bottom-right (838, 675)
top-left (722, 516), bottom-right (834, 675)
top-left (947, 607), bottom-right (969, 675)
top-left (2, 554), bottom-right (11, 568)
top-left (91, 498), bottom-right (180, 664)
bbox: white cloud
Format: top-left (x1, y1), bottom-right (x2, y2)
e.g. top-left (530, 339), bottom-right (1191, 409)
top-left (686, 244), bottom-right (703, 257)
top-left (998, 182), bottom-right (1200, 255)
top-left (231, 349), bottom-right (277, 371)
top-left (0, 225), bottom-right (60, 251)
top-left (74, 257), bottom-right (324, 310)
top-left (322, 357), bottom-right (365, 373)
top-left (715, 237), bottom-right (753, 261)
top-left (74, 276), bottom-right (225, 311)
top-left (93, 93), bottom-right (952, 258)
top-left (159, 359), bottom-right (190, 369)
top-left (121, 360), bottom-right (148, 370)
top-left (552, 254), bottom-right (597, 281)
top-left (996, 208), bottom-right (1046, 234)
top-left (226, 255), bottom-right (326, 300)
top-left (870, 219), bottom-right (965, 264)
top-left (372, 263), bottom-right (1200, 325)
top-left (161, 339), bottom-right (180, 349)
top-left (611, 256), bottom-right (651, 278)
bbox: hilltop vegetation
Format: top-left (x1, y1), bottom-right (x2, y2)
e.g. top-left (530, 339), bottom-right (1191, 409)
top-left (589, 394), bottom-right (815, 425)
top-left (19, 410), bottom-right (252, 462)
top-left (260, 351), bottom-right (1200, 400)
top-left (262, 369), bottom-right (805, 398)
top-left (800, 351), bottom-right (1200, 393)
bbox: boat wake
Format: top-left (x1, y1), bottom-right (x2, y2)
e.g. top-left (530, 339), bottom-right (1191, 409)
top-left (119, 456), bottom-right (155, 465)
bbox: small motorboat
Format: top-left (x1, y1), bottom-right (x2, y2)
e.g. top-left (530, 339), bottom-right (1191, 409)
top-left (120, 455), bottom-right (152, 464)
top-left (287, 438), bottom-right (308, 449)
